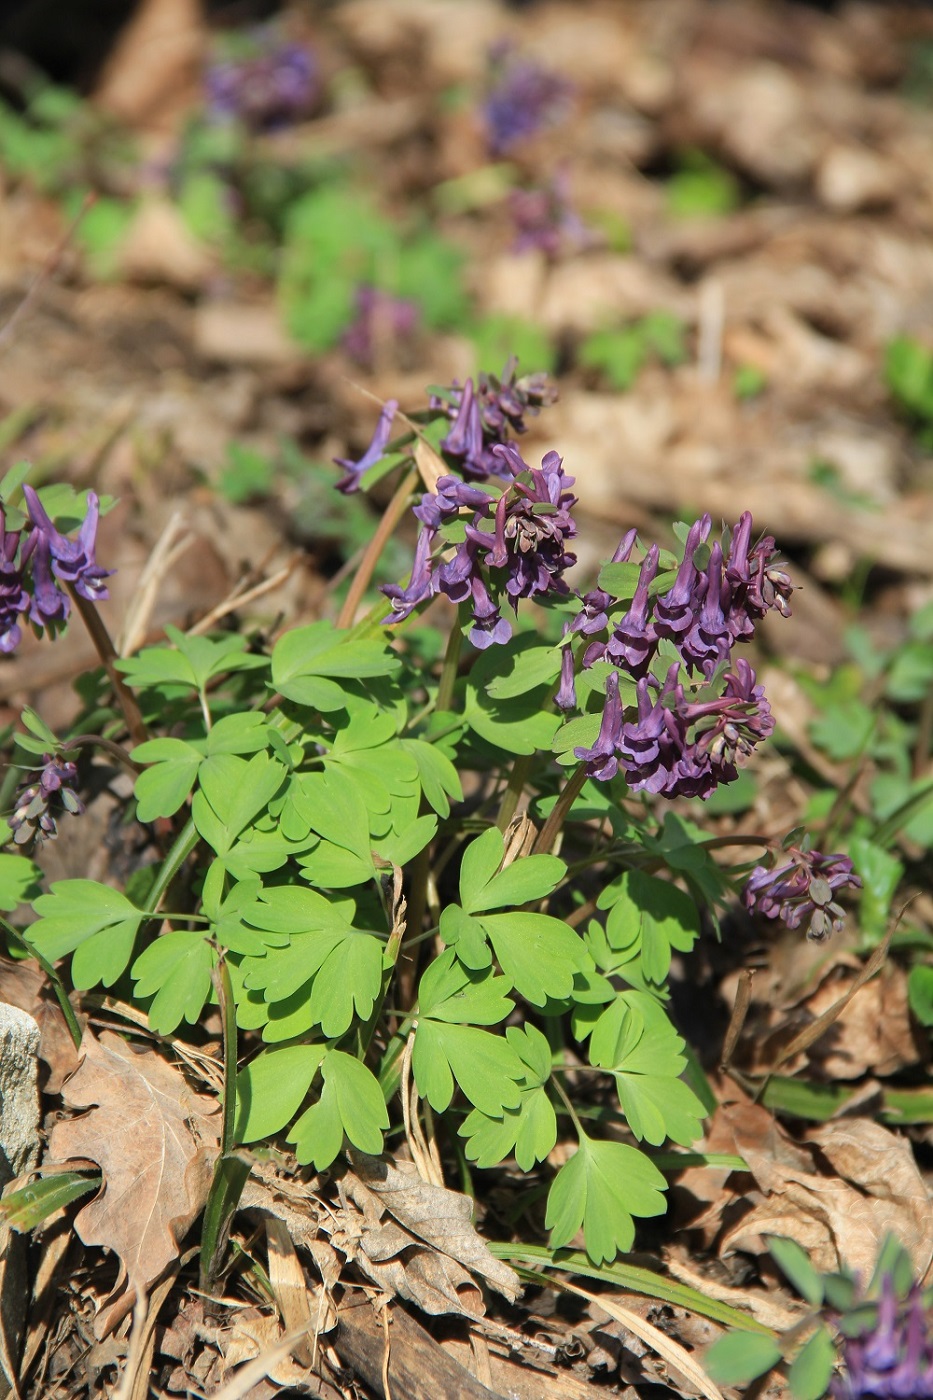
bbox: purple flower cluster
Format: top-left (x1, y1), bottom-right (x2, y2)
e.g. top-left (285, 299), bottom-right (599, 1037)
top-left (744, 845), bottom-right (861, 942)
top-left (834, 1276), bottom-right (933, 1398)
top-left (432, 360), bottom-right (559, 479)
top-left (509, 173), bottom-right (590, 259)
top-left (382, 443), bottom-right (577, 648)
top-left (0, 489), bottom-right (111, 655)
top-left (564, 512), bottom-right (792, 799)
top-left (342, 285), bottom-right (420, 369)
top-left (483, 46), bottom-right (572, 156)
top-left (9, 753), bottom-right (84, 846)
top-left (206, 31), bottom-right (317, 130)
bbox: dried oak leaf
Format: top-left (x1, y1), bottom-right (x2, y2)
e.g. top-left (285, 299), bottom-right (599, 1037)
top-left (719, 1099), bottom-right (933, 1279)
top-left (343, 1153), bottom-right (520, 1308)
top-left (48, 1029), bottom-right (219, 1335)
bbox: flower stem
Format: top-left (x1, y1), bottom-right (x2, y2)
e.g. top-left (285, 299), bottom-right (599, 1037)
top-left (435, 621), bottom-right (462, 714)
top-left (496, 753), bottom-right (533, 831)
top-left (67, 585), bottom-right (147, 747)
top-left (144, 816), bottom-right (199, 917)
top-left (551, 1071), bottom-right (586, 1139)
top-left (533, 763), bottom-right (588, 855)
top-left (337, 466), bottom-right (418, 629)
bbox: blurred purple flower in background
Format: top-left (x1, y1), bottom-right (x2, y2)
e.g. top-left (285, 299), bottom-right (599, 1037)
top-left (744, 845), bottom-right (861, 942)
top-left (483, 44), bottom-right (572, 156)
top-left (509, 172), bottom-right (591, 259)
top-left (342, 285), bottom-right (420, 369)
top-left (0, 514), bottom-right (31, 653)
top-left (9, 753), bottom-right (84, 846)
top-left (206, 28), bottom-right (317, 130)
top-left (832, 1274), bottom-right (933, 1398)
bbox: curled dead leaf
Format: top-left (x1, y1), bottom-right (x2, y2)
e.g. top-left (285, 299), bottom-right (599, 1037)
top-left (47, 1029), bottom-right (219, 1336)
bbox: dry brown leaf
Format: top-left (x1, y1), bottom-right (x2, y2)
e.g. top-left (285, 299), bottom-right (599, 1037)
top-left (47, 1029), bottom-right (219, 1336)
top-left (719, 1101), bottom-right (933, 1278)
top-left (344, 1154), bottom-right (521, 1305)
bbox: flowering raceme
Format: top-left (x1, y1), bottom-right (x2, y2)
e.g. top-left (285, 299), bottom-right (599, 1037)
top-left (0, 489), bottom-right (111, 654)
top-left (744, 845), bottom-right (861, 943)
top-left (561, 511), bottom-right (790, 800)
top-left (9, 753), bottom-right (84, 846)
top-left (383, 443), bottom-right (577, 648)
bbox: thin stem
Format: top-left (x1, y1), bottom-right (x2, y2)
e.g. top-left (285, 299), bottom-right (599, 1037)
top-left (435, 622), bottom-right (463, 714)
top-left (67, 586), bottom-right (147, 747)
top-left (65, 734), bottom-right (141, 774)
top-left (496, 754), bottom-right (533, 832)
top-left (144, 816), bottom-right (199, 917)
top-left (550, 1072), bottom-right (585, 1139)
top-left (337, 466), bottom-right (418, 629)
top-left (214, 957), bottom-right (238, 1155)
top-left (0, 915), bottom-right (83, 1049)
top-left (533, 764), bottom-right (588, 855)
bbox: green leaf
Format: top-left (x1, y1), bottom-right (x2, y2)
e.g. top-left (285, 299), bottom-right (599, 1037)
top-left (768, 1236), bottom-right (825, 1306)
top-left (787, 1325), bottom-right (835, 1400)
top-left (416, 948), bottom-right (514, 1025)
top-left (303, 1050), bottom-right (389, 1156)
top-left (132, 738), bottom-right (202, 820)
top-left (485, 644), bottom-right (562, 699)
top-left (288, 771), bottom-right (373, 866)
top-left (849, 834), bottom-right (903, 942)
top-left (705, 1332), bottom-right (783, 1387)
top-left (271, 621), bottom-right (399, 708)
top-left (413, 1021), bottom-right (525, 1114)
top-left (706, 1327), bottom-right (784, 1383)
top-left (588, 993), bottom-right (705, 1146)
top-left (545, 1135), bottom-right (667, 1264)
top-left (908, 965), bottom-right (933, 1027)
top-left (288, 1077), bottom-right (345, 1170)
top-left (464, 853), bottom-right (565, 914)
top-left (0, 1171), bottom-right (101, 1231)
top-left (400, 739), bottom-right (463, 818)
top-left (458, 828), bottom-right (506, 907)
top-left (20, 707), bottom-right (58, 749)
top-left (193, 753), bottom-right (285, 858)
top-left (234, 1044), bottom-right (325, 1143)
top-left (480, 912), bottom-right (591, 1006)
top-left (26, 880), bottom-right (145, 987)
top-left (0, 851), bottom-right (41, 911)
top-left (464, 648), bottom-right (561, 754)
top-left (131, 931), bottom-right (216, 1035)
top-left (459, 1024), bottom-right (557, 1169)
top-left (598, 870), bottom-right (700, 984)
top-left (439, 904), bottom-right (491, 970)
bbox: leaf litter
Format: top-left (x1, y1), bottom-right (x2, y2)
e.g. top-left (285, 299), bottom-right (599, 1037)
top-left (5, 0), bottom-right (933, 1395)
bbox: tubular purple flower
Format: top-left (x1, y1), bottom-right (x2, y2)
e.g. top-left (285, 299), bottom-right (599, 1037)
top-left (724, 510), bottom-right (794, 641)
top-left (555, 636), bottom-right (577, 711)
top-left (342, 285), bottom-right (419, 368)
top-left (23, 486), bottom-right (112, 603)
top-left (9, 752), bottom-right (84, 846)
top-left (333, 399), bottom-right (398, 494)
top-left (833, 1276), bottom-right (933, 1399)
top-left (574, 668), bottom-right (622, 780)
top-left (0, 513), bottom-right (30, 653)
top-left (680, 542), bottom-right (732, 674)
top-left (467, 576), bottom-right (511, 649)
top-left (607, 543), bottom-right (659, 676)
top-left (483, 48), bottom-right (572, 156)
top-left (441, 378), bottom-right (488, 477)
top-left (27, 532), bottom-right (71, 629)
top-left (380, 524), bottom-right (437, 623)
top-left (654, 514), bottom-right (711, 639)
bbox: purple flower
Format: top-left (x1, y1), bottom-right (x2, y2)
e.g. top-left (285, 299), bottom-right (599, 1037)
top-left (440, 378), bottom-right (490, 478)
top-left (342, 285), bottom-right (420, 369)
top-left (744, 844), bottom-right (861, 942)
top-left (555, 635), bottom-right (577, 711)
top-left (381, 523), bottom-right (437, 624)
top-left (679, 542), bottom-right (732, 674)
top-left (687, 657), bottom-right (775, 781)
top-left (9, 752), bottom-right (84, 846)
top-left (509, 172), bottom-right (590, 259)
top-left (724, 511), bottom-right (794, 641)
top-left (606, 544), bottom-right (659, 677)
top-left (654, 515), bottom-right (712, 641)
top-left (333, 400), bottom-right (398, 495)
top-left (0, 512), bottom-right (31, 653)
top-left (575, 668), bottom-right (622, 780)
top-left (27, 532), bottom-right (71, 630)
top-left (833, 1277), bottom-right (933, 1398)
top-left (382, 444), bottom-right (577, 645)
top-left (483, 46), bottom-right (572, 156)
top-left (206, 32), bottom-right (317, 130)
top-left (23, 486), bottom-right (112, 609)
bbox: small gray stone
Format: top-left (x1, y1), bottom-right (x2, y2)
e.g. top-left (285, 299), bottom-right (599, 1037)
top-left (0, 1002), bottom-right (41, 1398)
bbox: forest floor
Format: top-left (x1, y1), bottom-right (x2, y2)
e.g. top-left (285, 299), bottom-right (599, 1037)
top-left (3, 0), bottom-right (933, 1396)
